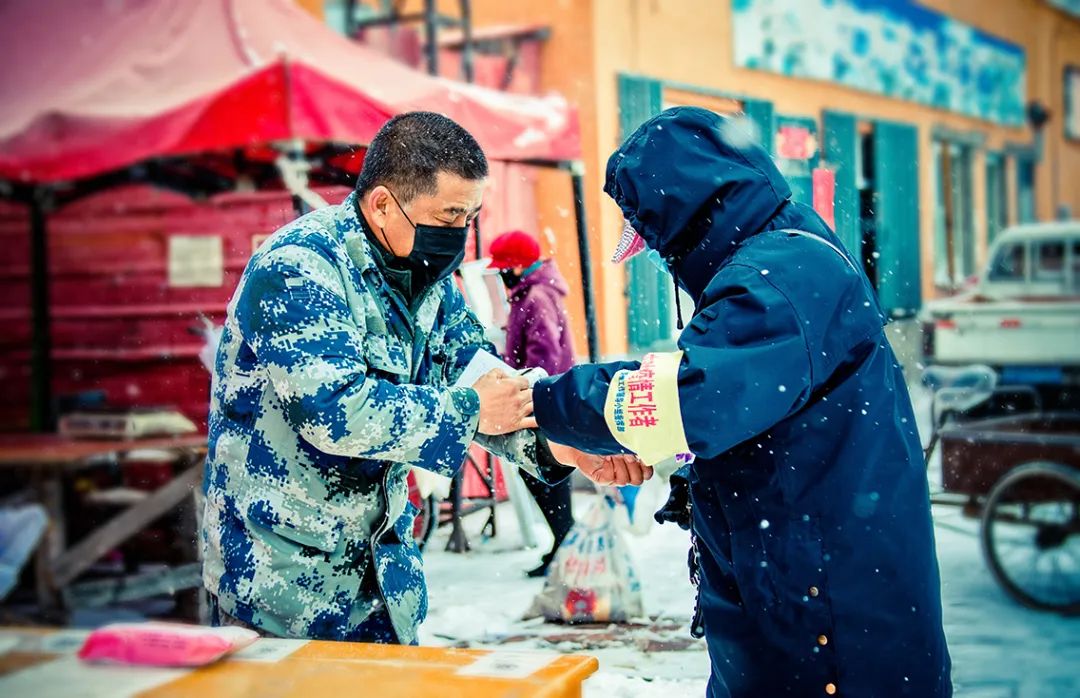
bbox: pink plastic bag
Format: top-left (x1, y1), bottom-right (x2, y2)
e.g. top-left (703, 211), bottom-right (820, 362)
top-left (78, 622), bottom-right (258, 667)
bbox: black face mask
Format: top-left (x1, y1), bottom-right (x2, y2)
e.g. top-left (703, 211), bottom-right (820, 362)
top-left (383, 190), bottom-right (469, 296)
top-left (499, 269), bottom-right (523, 289)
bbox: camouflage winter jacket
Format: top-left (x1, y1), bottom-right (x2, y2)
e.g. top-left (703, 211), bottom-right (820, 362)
top-left (201, 193), bottom-right (560, 643)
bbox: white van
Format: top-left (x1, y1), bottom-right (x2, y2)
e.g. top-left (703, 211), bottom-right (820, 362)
top-left (920, 222), bottom-right (1080, 381)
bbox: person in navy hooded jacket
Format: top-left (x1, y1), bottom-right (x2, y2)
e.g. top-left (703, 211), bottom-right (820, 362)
top-left (532, 106), bottom-right (951, 697)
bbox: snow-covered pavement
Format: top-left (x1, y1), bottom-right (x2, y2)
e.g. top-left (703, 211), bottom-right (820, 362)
top-left (420, 493), bottom-right (711, 696)
top-left (933, 504), bottom-right (1080, 697)
top-left (422, 494), bottom-right (1079, 696)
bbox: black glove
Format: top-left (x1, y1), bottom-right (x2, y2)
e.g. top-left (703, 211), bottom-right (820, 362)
top-left (654, 466), bottom-right (692, 530)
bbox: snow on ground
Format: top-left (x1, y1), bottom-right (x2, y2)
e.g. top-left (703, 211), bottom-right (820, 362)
top-left (933, 504), bottom-right (1080, 697)
top-left (420, 494), bottom-right (711, 696)
top-left (422, 495), bottom-right (1079, 697)
top-left (421, 380), bottom-right (1079, 697)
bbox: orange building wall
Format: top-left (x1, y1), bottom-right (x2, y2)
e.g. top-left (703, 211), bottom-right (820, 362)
top-left (295, 0), bottom-right (324, 20)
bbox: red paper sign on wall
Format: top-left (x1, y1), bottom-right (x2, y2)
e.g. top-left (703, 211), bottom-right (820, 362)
top-left (812, 167), bottom-right (836, 230)
top-left (776, 124), bottom-right (817, 160)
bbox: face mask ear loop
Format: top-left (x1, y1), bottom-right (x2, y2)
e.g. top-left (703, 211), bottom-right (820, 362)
top-left (381, 188), bottom-right (415, 259)
top-left (378, 226), bottom-right (400, 257)
top-left (385, 188), bottom-right (417, 229)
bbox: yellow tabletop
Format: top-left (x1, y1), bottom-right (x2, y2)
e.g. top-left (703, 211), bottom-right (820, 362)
top-left (0, 629), bottom-right (598, 698)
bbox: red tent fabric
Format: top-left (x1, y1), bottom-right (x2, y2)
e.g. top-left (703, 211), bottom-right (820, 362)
top-left (0, 0), bottom-right (580, 184)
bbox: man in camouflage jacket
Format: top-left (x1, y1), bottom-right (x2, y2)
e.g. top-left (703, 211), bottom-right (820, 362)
top-left (202, 113), bottom-right (650, 644)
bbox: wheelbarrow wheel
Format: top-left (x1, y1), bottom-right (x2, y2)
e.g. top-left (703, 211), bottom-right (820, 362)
top-left (980, 461), bottom-right (1080, 614)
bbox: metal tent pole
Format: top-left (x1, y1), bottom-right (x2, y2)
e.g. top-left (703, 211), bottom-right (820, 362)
top-left (569, 162), bottom-right (599, 362)
top-left (460, 0), bottom-right (475, 83)
top-left (423, 0), bottom-right (438, 76)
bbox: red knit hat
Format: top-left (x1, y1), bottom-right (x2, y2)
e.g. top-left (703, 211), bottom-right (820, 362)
top-left (488, 231), bottom-right (541, 269)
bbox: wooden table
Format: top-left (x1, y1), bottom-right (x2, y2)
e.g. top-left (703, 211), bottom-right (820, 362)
top-left (0, 629), bottom-right (599, 698)
top-left (0, 434), bottom-right (207, 617)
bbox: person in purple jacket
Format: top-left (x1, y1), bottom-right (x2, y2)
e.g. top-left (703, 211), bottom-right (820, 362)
top-left (489, 230), bottom-right (577, 577)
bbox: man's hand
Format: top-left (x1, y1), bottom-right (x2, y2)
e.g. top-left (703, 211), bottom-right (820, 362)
top-left (474, 369), bottom-right (533, 435)
top-left (546, 442), bottom-right (653, 486)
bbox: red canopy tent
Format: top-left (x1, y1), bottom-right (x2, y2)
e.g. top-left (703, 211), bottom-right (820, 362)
top-left (0, 0), bottom-right (580, 182)
top-left (0, 0), bottom-right (598, 431)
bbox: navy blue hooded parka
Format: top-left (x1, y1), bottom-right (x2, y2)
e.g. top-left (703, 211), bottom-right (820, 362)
top-left (534, 107), bottom-right (951, 697)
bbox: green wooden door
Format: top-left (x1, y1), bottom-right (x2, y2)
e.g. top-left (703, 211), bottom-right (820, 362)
top-left (618, 74), bottom-right (669, 352)
top-left (1017, 154), bottom-right (1036, 224)
top-left (822, 111), bottom-right (860, 258)
top-left (743, 99), bottom-right (776, 155)
top-left (986, 152), bottom-right (1007, 242)
top-left (874, 120), bottom-right (922, 317)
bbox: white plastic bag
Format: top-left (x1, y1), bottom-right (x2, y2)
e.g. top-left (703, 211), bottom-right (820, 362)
top-left (194, 317), bottom-right (222, 373)
top-left (606, 453), bottom-right (694, 537)
top-left (608, 478), bottom-right (665, 537)
top-left (528, 496), bottom-right (644, 623)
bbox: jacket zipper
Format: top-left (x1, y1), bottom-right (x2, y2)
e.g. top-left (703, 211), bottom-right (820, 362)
top-left (689, 531), bottom-right (706, 639)
top-left (368, 466), bottom-right (399, 643)
top-left (365, 275), bottom-right (436, 645)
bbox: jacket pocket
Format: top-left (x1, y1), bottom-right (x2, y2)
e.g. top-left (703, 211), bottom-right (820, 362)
top-left (728, 525), bottom-right (781, 612)
top-left (363, 335), bottom-right (412, 381)
top-left (729, 515), bottom-right (836, 644)
top-left (244, 490), bottom-right (343, 554)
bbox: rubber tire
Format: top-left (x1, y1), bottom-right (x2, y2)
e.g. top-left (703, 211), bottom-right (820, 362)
top-left (980, 461), bottom-right (1080, 615)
